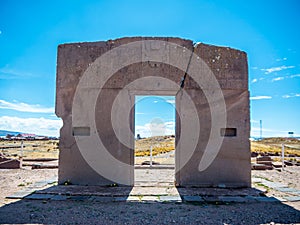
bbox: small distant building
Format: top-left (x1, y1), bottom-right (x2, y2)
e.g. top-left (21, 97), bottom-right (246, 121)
top-left (4, 133), bottom-right (51, 140)
top-left (35, 136), bottom-right (49, 140)
top-left (16, 133), bottom-right (36, 140)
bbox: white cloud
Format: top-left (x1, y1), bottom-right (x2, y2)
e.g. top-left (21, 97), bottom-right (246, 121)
top-left (164, 121), bottom-right (175, 130)
top-left (251, 78), bottom-right (258, 83)
top-left (271, 77), bottom-right (284, 82)
top-left (250, 96), bottom-right (272, 100)
top-left (0, 99), bottom-right (54, 113)
top-left (276, 57), bottom-right (287, 62)
top-left (166, 99), bottom-right (175, 105)
top-left (282, 93), bottom-right (300, 99)
top-left (251, 67), bottom-right (258, 70)
top-left (153, 100), bottom-right (158, 103)
top-left (251, 126), bottom-right (297, 137)
top-left (135, 125), bottom-right (149, 137)
top-left (251, 74), bottom-right (299, 83)
top-left (290, 74), bottom-right (300, 78)
top-left (0, 67), bottom-right (35, 79)
top-left (135, 120), bottom-right (175, 138)
top-left (0, 116), bottom-right (62, 137)
top-left (261, 65), bottom-right (295, 74)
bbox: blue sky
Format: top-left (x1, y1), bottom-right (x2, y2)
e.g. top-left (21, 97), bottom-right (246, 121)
top-left (135, 96), bottom-right (175, 138)
top-left (0, 0), bottom-right (299, 137)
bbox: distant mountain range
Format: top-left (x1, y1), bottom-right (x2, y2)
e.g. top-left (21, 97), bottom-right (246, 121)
top-left (0, 130), bottom-right (23, 137)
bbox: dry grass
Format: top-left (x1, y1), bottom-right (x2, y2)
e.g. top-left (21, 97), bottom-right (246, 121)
top-left (135, 135), bottom-right (175, 157)
top-left (251, 138), bottom-right (300, 157)
top-left (0, 140), bottom-right (59, 159)
top-left (136, 136), bottom-right (300, 158)
top-left (1, 137), bottom-right (299, 159)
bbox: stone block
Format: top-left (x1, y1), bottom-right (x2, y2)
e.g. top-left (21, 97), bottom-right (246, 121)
top-left (256, 156), bottom-right (273, 166)
top-left (272, 162), bottom-right (284, 168)
top-left (182, 195), bottom-right (204, 202)
top-left (6, 189), bottom-right (34, 199)
top-left (159, 195), bottom-right (182, 202)
top-left (25, 194), bottom-right (55, 200)
top-left (251, 163), bottom-right (273, 170)
top-left (284, 196), bottom-right (300, 202)
top-left (218, 196), bottom-right (247, 203)
top-left (254, 197), bottom-right (280, 202)
top-left (0, 154), bottom-right (20, 169)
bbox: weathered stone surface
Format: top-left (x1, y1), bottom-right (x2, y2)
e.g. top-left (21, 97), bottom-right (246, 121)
top-left (56, 37), bottom-right (250, 187)
top-left (189, 43), bottom-right (248, 90)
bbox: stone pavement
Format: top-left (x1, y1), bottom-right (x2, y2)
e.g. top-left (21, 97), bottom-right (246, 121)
top-left (5, 184), bottom-right (286, 204)
top-left (6, 176), bottom-right (57, 200)
top-left (6, 168), bottom-right (300, 204)
top-left (253, 177), bottom-right (300, 202)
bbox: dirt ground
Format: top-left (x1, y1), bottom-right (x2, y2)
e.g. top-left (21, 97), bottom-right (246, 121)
top-left (0, 199), bottom-right (299, 225)
top-left (0, 167), bottom-right (299, 224)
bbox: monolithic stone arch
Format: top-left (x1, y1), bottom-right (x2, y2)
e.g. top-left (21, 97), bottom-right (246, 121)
top-left (56, 37), bottom-right (250, 187)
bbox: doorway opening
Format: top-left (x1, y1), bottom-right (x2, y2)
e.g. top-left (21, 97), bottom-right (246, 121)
top-left (134, 95), bottom-right (176, 186)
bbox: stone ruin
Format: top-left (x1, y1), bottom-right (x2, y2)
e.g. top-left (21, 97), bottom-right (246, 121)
top-left (0, 153), bottom-right (20, 169)
top-left (56, 37), bottom-right (250, 187)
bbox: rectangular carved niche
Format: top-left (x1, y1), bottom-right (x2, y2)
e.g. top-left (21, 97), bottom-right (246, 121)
top-left (72, 127), bottom-right (90, 136)
top-left (220, 128), bottom-right (237, 137)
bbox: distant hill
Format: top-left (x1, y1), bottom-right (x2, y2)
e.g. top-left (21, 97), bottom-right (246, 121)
top-left (0, 130), bottom-right (22, 137)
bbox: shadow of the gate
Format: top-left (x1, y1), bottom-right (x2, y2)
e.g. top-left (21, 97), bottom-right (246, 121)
top-left (0, 185), bottom-right (299, 224)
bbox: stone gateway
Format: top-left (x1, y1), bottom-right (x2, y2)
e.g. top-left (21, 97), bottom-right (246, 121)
top-left (56, 37), bottom-right (250, 187)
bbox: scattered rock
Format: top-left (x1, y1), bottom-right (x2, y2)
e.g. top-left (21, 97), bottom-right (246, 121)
top-left (284, 161), bottom-right (294, 166)
top-left (251, 152), bottom-right (259, 157)
top-left (272, 162), bottom-right (284, 168)
top-left (252, 163), bottom-right (273, 170)
top-left (256, 156), bottom-right (272, 166)
top-left (141, 161), bottom-right (160, 165)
